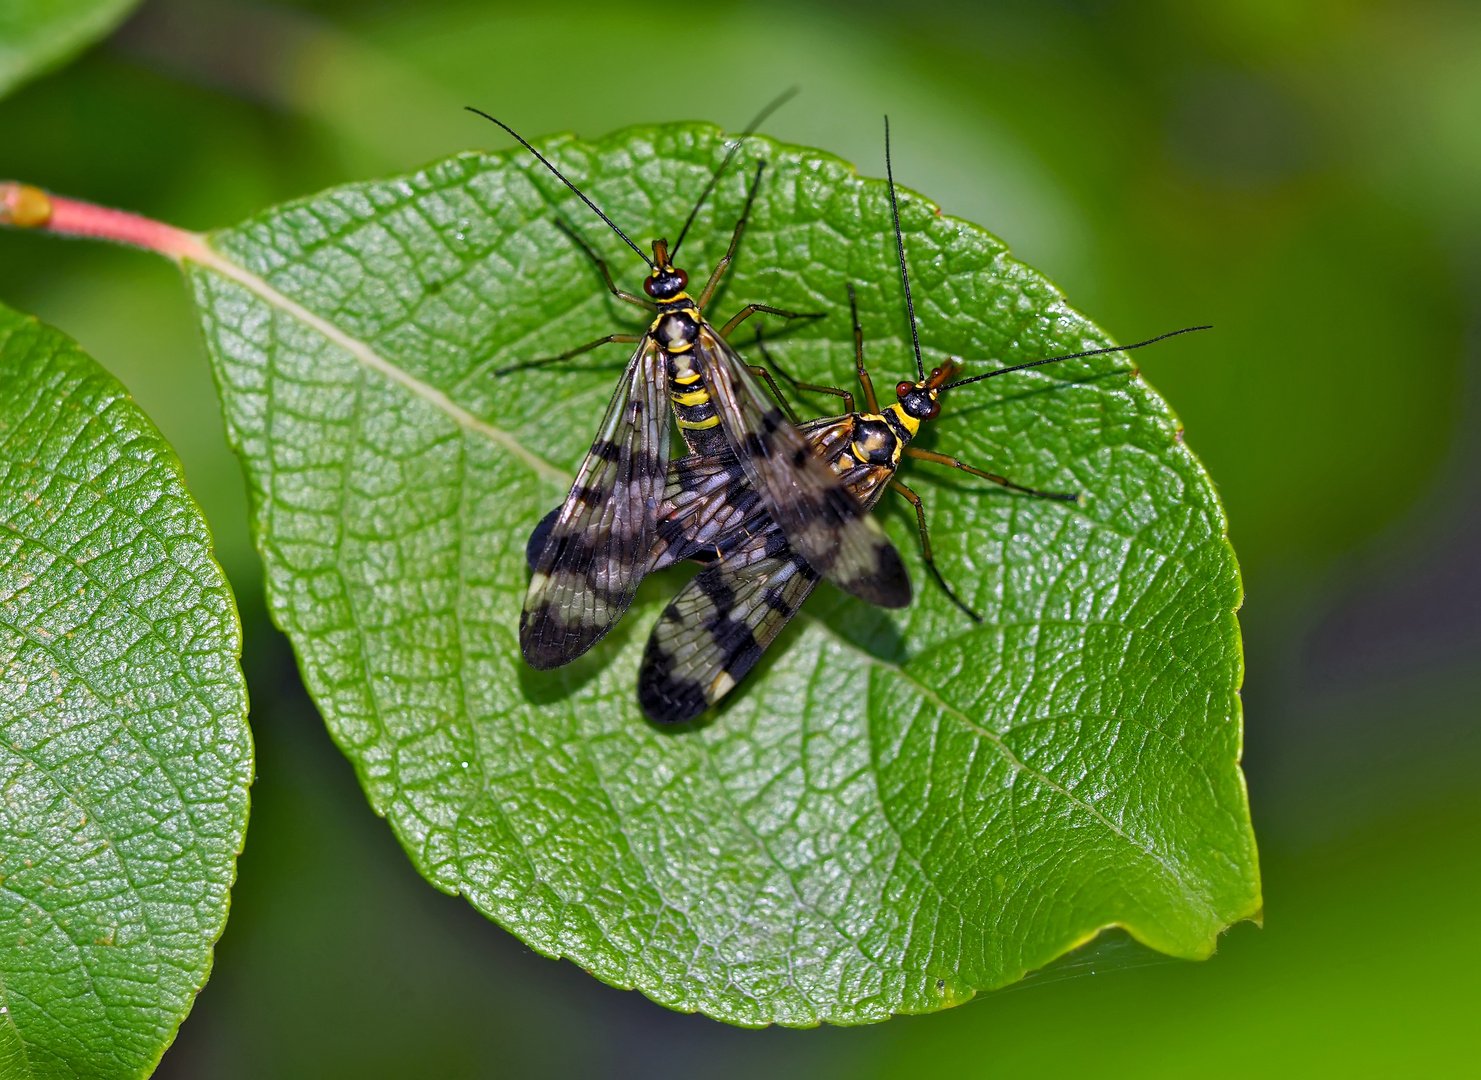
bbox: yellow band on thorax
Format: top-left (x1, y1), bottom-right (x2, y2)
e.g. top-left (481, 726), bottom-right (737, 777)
top-left (887, 404), bottom-right (920, 437)
top-left (647, 294), bottom-right (695, 330)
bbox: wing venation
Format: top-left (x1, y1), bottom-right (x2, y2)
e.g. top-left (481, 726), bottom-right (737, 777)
top-left (698, 329), bottom-right (911, 608)
top-left (520, 338), bottom-right (669, 668)
top-left (639, 525), bottom-right (820, 724)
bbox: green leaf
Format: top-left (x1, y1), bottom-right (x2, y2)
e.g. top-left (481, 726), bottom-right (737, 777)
top-left (0, 0), bottom-right (143, 100)
top-left (185, 122), bottom-right (1259, 1025)
top-left (0, 302), bottom-right (250, 1076)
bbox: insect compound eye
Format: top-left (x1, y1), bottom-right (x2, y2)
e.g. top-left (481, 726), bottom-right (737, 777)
top-left (644, 267), bottom-right (688, 300)
top-left (923, 398), bottom-right (941, 420)
top-left (896, 381), bottom-right (914, 399)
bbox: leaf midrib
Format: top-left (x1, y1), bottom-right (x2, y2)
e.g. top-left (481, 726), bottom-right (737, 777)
top-left (188, 242), bottom-right (572, 489)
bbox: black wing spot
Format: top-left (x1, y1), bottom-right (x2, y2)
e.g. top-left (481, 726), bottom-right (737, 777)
top-left (638, 646), bottom-right (710, 724)
top-left (696, 571), bottom-right (737, 614)
top-left (521, 603), bottom-right (604, 670)
top-left (763, 529), bottom-right (793, 560)
top-left (564, 533), bottom-right (599, 574)
top-left (718, 624), bottom-right (763, 677)
top-left (821, 485), bottom-right (860, 523)
top-left (854, 542), bottom-right (910, 608)
top-left (525, 506), bottom-right (561, 572)
top-left (630, 449), bottom-right (666, 483)
top-left (762, 589), bottom-right (794, 617)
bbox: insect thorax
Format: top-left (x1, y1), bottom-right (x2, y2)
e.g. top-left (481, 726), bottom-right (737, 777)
top-left (841, 407), bottom-right (916, 471)
top-left (850, 417), bottom-right (899, 465)
top-left (651, 300), bottom-right (700, 352)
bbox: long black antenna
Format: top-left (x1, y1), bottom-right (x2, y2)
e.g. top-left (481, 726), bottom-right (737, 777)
top-left (671, 86), bottom-right (799, 259)
top-left (884, 116), bottom-right (925, 381)
top-left (941, 326), bottom-right (1212, 390)
top-left (466, 106), bottom-right (653, 268)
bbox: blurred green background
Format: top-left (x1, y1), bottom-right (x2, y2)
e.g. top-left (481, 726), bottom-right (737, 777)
top-left (3, 0), bottom-right (1480, 1074)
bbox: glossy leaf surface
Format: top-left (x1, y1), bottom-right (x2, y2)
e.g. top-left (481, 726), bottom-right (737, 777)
top-left (0, 0), bottom-right (142, 99)
top-left (0, 303), bottom-right (250, 1075)
top-left (186, 123), bottom-right (1258, 1025)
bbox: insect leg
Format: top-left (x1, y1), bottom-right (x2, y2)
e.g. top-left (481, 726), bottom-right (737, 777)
top-left (718, 304), bottom-right (824, 338)
top-left (495, 333), bottom-right (644, 377)
top-left (846, 282), bottom-right (880, 414)
top-left (741, 363), bottom-right (802, 425)
top-left (889, 478), bottom-right (982, 623)
top-left (903, 447), bottom-right (1080, 502)
top-left (697, 161), bottom-right (765, 309)
top-left (555, 218), bottom-right (654, 310)
top-left (752, 326), bottom-right (853, 413)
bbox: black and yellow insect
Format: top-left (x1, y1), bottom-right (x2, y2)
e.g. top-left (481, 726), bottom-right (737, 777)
top-left (469, 103), bottom-right (911, 670)
top-left (637, 123), bottom-right (1207, 724)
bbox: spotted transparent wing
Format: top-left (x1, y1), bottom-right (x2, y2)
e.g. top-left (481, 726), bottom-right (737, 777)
top-left (638, 525), bottom-right (821, 724)
top-left (520, 337), bottom-right (669, 669)
top-left (696, 327), bottom-right (911, 608)
top-left (647, 410), bottom-right (872, 571)
top-left (650, 453), bottom-right (760, 570)
top-left (525, 453), bottom-right (764, 575)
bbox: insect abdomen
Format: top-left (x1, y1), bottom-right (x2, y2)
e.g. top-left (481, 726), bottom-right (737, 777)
top-left (668, 353), bottom-right (729, 455)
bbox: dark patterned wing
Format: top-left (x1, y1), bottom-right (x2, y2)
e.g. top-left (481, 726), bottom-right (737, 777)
top-left (649, 451), bottom-right (758, 570)
top-left (523, 416), bottom-right (865, 576)
top-left (525, 456), bottom-right (753, 575)
top-left (647, 413), bottom-right (870, 570)
top-left (520, 337), bottom-right (669, 669)
top-left (696, 327), bottom-right (911, 608)
top-left (638, 525), bottom-right (820, 724)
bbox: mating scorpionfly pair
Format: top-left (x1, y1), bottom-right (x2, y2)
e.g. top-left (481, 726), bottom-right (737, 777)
top-left (471, 102), bottom-right (1204, 724)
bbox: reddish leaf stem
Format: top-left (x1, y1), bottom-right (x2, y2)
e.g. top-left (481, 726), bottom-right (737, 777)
top-left (1, 182), bottom-right (209, 263)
